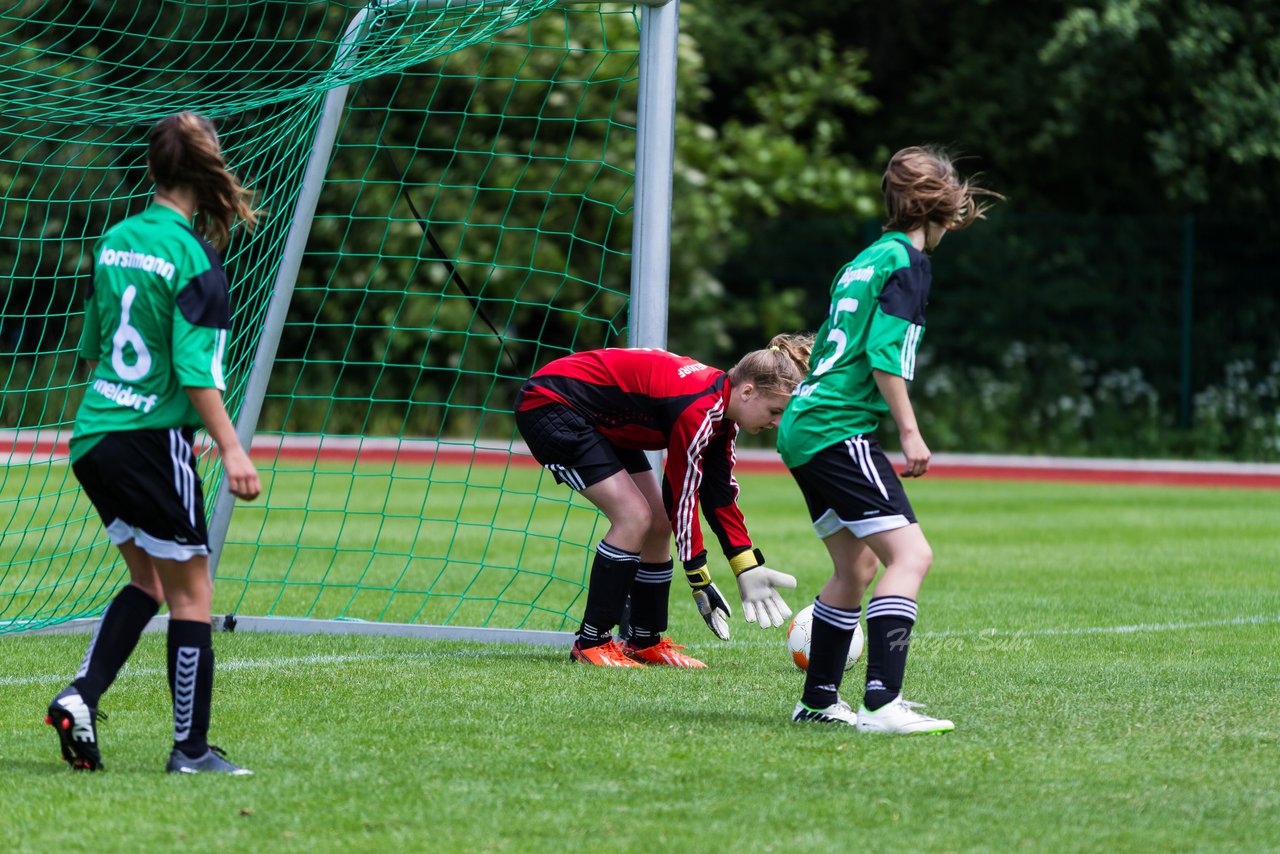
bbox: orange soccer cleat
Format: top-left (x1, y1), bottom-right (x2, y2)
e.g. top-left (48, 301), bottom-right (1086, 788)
top-left (569, 638), bottom-right (646, 667)
top-left (621, 637), bottom-right (707, 668)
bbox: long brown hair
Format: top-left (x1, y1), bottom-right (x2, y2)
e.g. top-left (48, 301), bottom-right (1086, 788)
top-left (881, 145), bottom-right (1001, 234)
top-left (147, 111), bottom-right (259, 252)
top-left (727, 333), bottom-right (815, 397)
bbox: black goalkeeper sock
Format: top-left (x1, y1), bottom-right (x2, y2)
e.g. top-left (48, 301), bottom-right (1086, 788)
top-left (626, 559), bottom-right (673, 648)
top-left (73, 584), bottom-right (160, 706)
top-left (168, 619), bottom-right (214, 758)
top-left (576, 541), bottom-right (640, 648)
top-left (863, 596), bottom-right (918, 711)
top-left (800, 598), bottom-right (861, 710)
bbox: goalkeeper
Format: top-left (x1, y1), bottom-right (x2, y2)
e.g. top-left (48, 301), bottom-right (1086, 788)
top-left (514, 336), bottom-right (811, 667)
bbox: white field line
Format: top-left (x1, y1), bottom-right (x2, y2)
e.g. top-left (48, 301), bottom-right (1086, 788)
top-left (0, 651), bottom-right (431, 688)
top-left (6, 614), bottom-right (1277, 688)
top-left (915, 613), bottom-right (1280, 639)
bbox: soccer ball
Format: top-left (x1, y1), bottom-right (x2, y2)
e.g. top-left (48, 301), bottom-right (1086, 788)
top-left (786, 603), bottom-right (864, 672)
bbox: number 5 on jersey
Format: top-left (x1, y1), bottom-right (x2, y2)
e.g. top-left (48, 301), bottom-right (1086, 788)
top-left (812, 297), bottom-right (859, 377)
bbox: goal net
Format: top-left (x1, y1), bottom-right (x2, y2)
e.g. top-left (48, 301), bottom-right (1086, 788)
top-left (0, 0), bottom-right (669, 638)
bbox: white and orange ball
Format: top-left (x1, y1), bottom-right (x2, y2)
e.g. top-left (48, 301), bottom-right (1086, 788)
top-left (786, 603), bottom-right (864, 672)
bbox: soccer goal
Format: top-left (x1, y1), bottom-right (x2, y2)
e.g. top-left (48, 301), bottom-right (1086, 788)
top-left (0, 0), bottom-right (678, 643)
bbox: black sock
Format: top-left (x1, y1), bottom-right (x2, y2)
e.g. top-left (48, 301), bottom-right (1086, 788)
top-left (863, 596), bottom-right (918, 711)
top-left (73, 584), bottom-right (160, 706)
top-left (168, 619), bottom-right (214, 758)
top-left (576, 541), bottom-right (640, 648)
top-left (800, 598), bottom-right (861, 709)
top-left (626, 559), bottom-right (673, 648)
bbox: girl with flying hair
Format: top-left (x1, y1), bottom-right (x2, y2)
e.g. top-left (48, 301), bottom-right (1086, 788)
top-left (47, 112), bottom-right (261, 774)
top-left (780, 146), bottom-right (1001, 732)
top-left (514, 336), bottom-right (812, 667)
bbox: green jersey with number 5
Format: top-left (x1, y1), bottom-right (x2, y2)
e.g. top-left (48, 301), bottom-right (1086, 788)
top-left (71, 204), bottom-right (231, 462)
top-left (777, 231), bottom-right (932, 468)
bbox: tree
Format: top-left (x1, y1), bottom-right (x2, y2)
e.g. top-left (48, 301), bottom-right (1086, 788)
top-left (1036, 0), bottom-right (1280, 209)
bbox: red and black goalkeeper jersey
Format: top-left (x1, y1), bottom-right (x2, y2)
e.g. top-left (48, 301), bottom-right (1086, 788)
top-left (517, 348), bottom-right (753, 564)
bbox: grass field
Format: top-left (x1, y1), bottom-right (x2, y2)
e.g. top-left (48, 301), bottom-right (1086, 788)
top-left (3, 469), bottom-right (1279, 853)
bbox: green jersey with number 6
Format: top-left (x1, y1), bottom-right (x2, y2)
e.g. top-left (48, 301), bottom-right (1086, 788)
top-left (777, 231), bottom-right (932, 468)
top-left (71, 204), bottom-right (231, 462)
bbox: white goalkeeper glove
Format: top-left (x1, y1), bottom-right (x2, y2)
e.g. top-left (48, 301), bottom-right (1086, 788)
top-left (685, 565), bottom-right (731, 641)
top-left (729, 548), bottom-right (796, 629)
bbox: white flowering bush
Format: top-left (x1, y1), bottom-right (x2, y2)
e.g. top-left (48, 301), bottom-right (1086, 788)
top-left (911, 343), bottom-right (1279, 460)
top-left (1193, 357), bottom-right (1280, 458)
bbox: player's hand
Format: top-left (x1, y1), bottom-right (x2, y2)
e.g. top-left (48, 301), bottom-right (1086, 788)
top-left (222, 447), bottom-right (261, 501)
top-left (735, 566), bottom-right (797, 629)
top-left (899, 430), bottom-right (931, 478)
top-left (691, 581), bottom-right (732, 641)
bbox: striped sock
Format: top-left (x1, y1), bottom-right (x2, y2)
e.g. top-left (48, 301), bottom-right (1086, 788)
top-left (627, 559), bottom-right (674, 648)
top-left (800, 597), bottom-right (862, 709)
top-left (577, 541), bottom-right (640, 648)
top-left (863, 595), bottom-right (918, 711)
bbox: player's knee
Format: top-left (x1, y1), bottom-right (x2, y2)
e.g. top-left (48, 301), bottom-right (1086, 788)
top-left (611, 501), bottom-right (653, 546)
top-left (909, 543), bottom-right (934, 578)
top-left (853, 550), bottom-right (880, 584)
top-left (647, 512), bottom-right (671, 543)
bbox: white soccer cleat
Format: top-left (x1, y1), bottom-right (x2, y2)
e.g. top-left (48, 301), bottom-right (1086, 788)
top-left (46, 686), bottom-right (104, 771)
top-left (856, 695), bottom-right (954, 734)
top-left (791, 697), bottom-right (858, 725)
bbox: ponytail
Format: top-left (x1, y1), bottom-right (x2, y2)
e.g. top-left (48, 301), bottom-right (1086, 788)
top-left (727, 333), bottom-right (814, 397)
top-left (147, 111), bottom-right (259, 252)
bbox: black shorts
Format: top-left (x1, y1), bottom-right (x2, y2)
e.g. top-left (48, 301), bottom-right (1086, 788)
top-left (788, 435), bottom-right (916, 539)
top-left (71, 427), bottom-right (210, 561)
top-left (514, 400), bottom-right (651, 491)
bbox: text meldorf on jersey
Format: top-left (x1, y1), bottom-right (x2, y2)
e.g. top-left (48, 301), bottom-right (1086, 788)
top-left (92, 378), bottom-right (160, 413)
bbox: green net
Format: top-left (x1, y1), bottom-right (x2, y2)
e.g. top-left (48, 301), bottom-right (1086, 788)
top-left (1, 0), bottom-right (642, 633)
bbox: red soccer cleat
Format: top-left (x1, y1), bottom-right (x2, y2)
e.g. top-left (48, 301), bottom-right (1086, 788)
top-left (569, 638), bottom-right (646, 667)
top-left (621, 637), bottom-right (707, 668)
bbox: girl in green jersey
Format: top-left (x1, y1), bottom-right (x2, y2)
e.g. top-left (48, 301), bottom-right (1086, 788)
top-left (780, 146), bottom-right (999, 733)
top-left (47, 113), bottom-right (261, 774)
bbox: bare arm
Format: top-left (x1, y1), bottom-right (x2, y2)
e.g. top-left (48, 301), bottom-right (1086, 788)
top-left (185, 387), bottom-right (261, 500)
top-left (873, 368), bottom-right (930, 478)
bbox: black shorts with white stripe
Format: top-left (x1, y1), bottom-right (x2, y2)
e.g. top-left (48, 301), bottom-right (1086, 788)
top-left (788, 434), bottom-right (917, 539)
top-left (71, 427), bottom-right (210, 561)
top-left (514, 402), bottom-right (651, 491)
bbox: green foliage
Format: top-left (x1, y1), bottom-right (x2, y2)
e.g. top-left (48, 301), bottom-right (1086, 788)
top-left (911, 343), bottom-right (1280, 461)
top-left (1192, 357), bottom-right (1280, 459)
top-left (668, 11), bottom-right (882, 357)
top-left (839, 0), bottom-right (1280, 216)
top-left (1039, 0), bottom-right (1280, 207)
top-left (260, 9), bottom-right (640, 436)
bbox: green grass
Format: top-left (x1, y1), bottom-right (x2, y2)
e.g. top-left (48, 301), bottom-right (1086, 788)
top-left (3, 471), bottom-right (1279, 852)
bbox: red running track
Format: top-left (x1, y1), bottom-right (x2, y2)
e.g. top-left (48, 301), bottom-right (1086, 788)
top-left (5, 432), bottom-right (1280, 489)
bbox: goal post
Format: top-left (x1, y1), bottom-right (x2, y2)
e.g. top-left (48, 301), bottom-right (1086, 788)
top-left (0, 0), bottom-right (678, 642)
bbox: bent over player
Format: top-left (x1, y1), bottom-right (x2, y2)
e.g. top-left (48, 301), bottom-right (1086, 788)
top-left (515, 336), bottom-right (811, 667)
top-left (46, 112), bottom-right (261, 774)
top-left (780, 146), bottom-right (1000, 732)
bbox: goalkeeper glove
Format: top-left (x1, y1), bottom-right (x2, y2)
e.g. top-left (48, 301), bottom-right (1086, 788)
top-left (685, 564), bottom-right (731, 641)
top-left (728, 548), bottom-right (797, 629)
